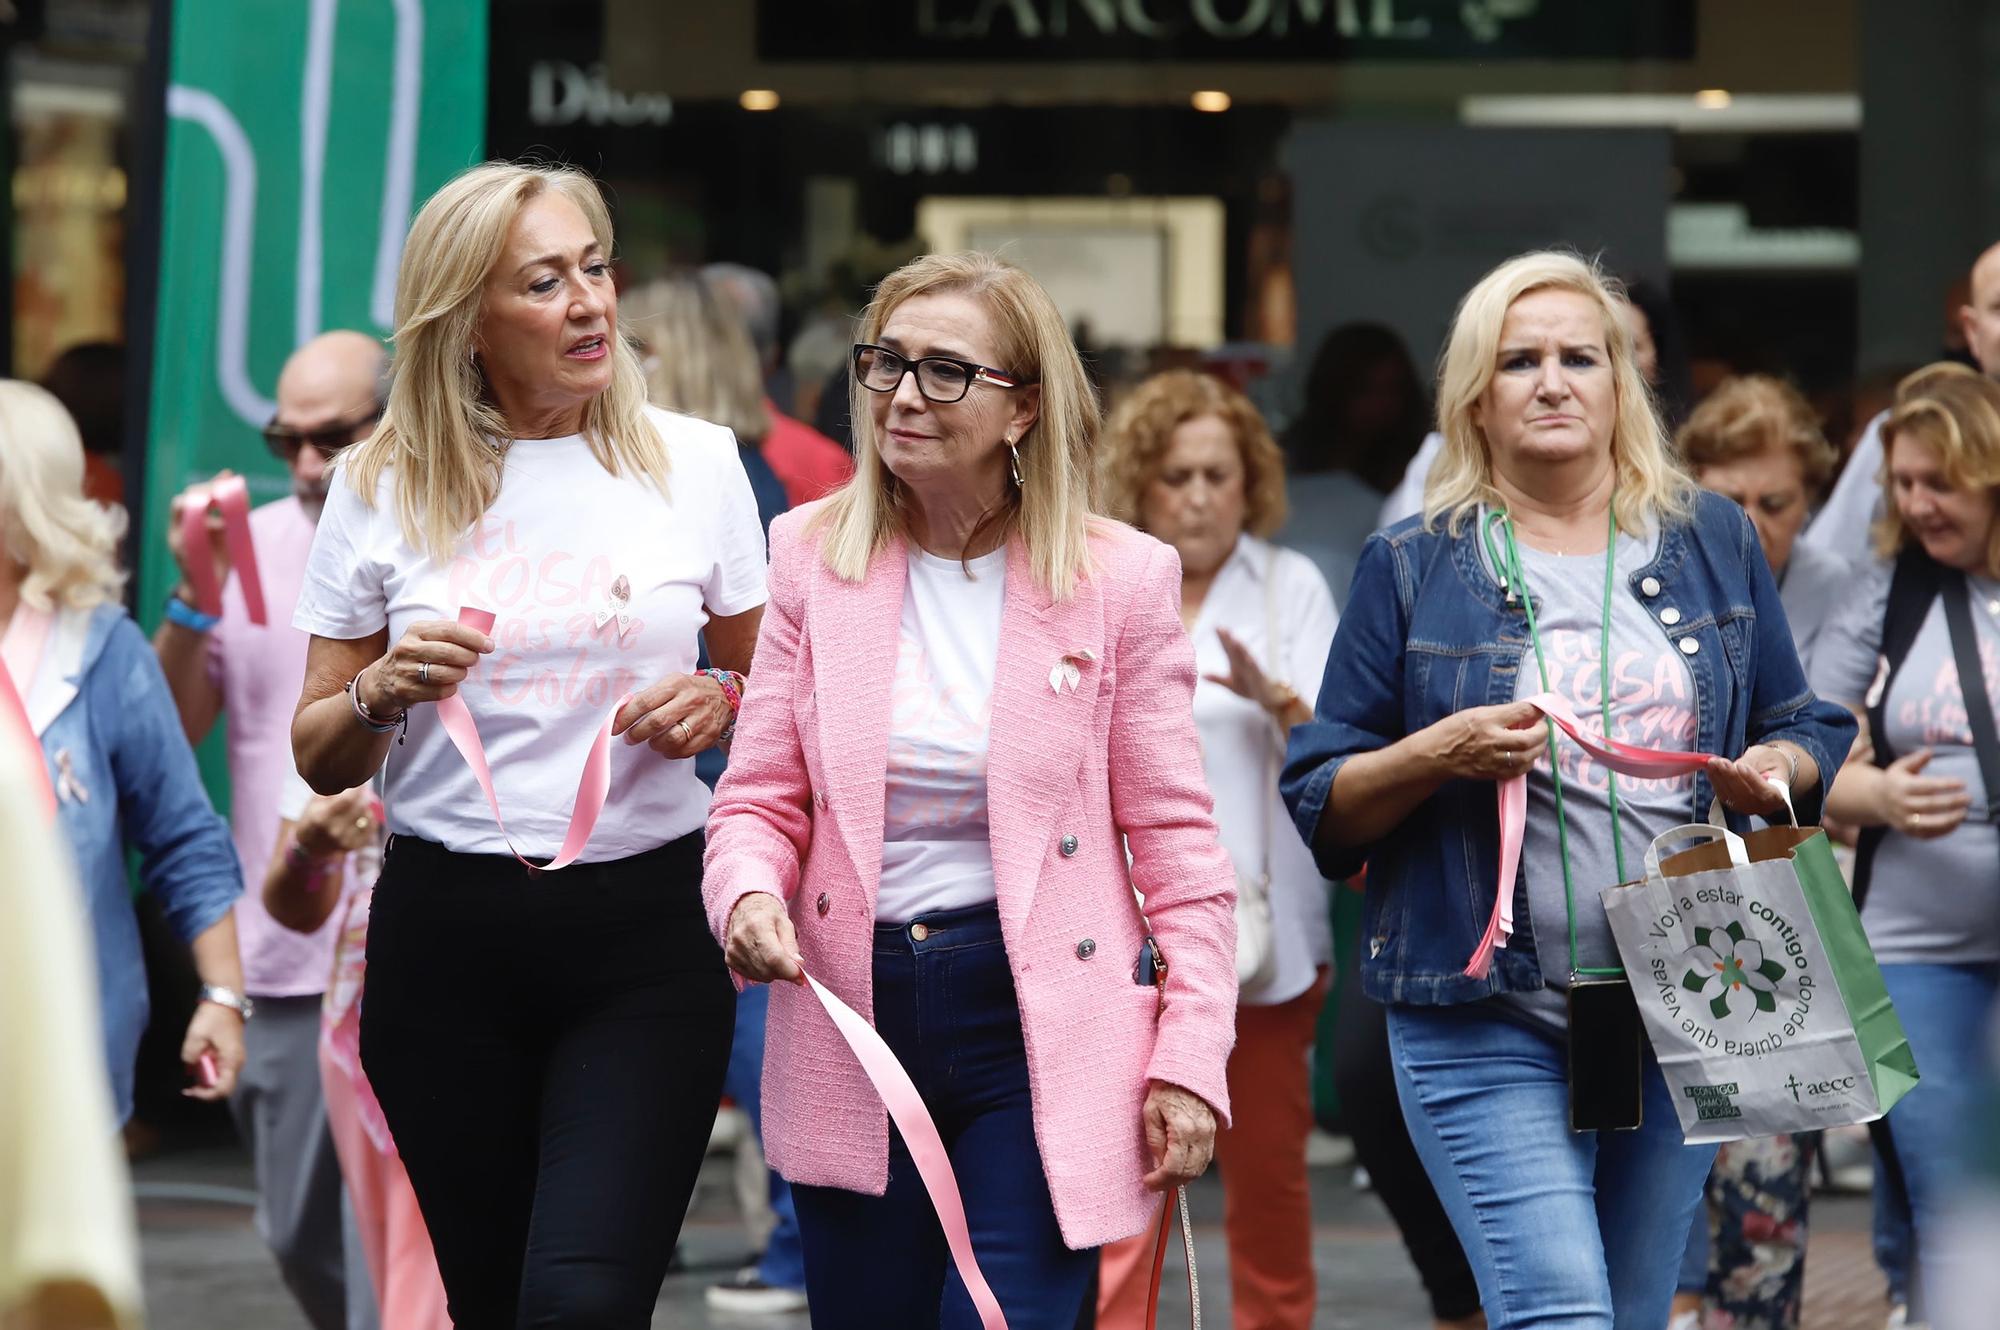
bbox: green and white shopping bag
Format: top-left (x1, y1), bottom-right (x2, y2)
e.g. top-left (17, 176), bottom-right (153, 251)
top-left (1600, 795), bottom-right (1920, 1144)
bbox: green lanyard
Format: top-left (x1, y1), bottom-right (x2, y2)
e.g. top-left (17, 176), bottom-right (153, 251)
top-left (1480, 502), bottom-right (1628, 980)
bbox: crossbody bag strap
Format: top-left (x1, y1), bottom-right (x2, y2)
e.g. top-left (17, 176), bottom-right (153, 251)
top-left (1259, 545), bottom-right (1283, 880)
top-left (1939, 572), bottom-right (2000, 821)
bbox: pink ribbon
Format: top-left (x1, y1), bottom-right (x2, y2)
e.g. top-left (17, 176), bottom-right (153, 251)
top-left (181, 475), bottom-right (267, 624)
top-left (432, 607), bottom-right (624, 872)
top-left (1464, 690), bottom-right (1719, 979)
top-left (801, 969), bottom-right (1010, 1329)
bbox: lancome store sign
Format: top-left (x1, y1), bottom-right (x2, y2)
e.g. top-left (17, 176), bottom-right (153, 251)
top-left (758, 0), bottom-right (1695, 62)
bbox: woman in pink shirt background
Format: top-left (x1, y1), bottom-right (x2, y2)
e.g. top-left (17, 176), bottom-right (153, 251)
top-left (705, 251), bottom-right (1240, 1328)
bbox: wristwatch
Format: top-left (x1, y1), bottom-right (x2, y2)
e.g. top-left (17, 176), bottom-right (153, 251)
top-left (199, 984), bottom-right (256, 1021)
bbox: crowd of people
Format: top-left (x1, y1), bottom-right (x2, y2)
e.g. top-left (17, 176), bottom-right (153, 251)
top-left (3, 155), bottom-right (1997, 1330)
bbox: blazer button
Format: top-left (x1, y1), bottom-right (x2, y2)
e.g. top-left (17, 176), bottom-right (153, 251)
top-left (1661, 607), bottom-right (1683, 627)
top-left (1060, 834), bottom-right (1079, 857)
top-left (1679, 637), bottom-right (1700, 656)
top-left (814, 789), bottom-right (828, 810)
top-left (816, 892), bottom-right (830, 917)
top-left (1076, 938), bottom-right (1096, 960)
top-left (1640, 576), bottom-right (1662, 597)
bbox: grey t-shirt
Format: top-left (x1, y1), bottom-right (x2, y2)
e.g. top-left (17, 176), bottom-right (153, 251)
top-left (1488, 524), bottom-right (1703, 1031)
top-left (1777, 537), bottom-right (1850, 680)
top-left (1809, 559), bottom-right (2000, 965)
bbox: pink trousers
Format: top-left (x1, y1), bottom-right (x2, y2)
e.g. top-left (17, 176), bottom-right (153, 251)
top-left (319, 1043), bottom-right (450, 1330)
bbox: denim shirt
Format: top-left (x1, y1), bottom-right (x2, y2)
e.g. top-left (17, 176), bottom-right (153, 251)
top-left (1280, 490), bottom-right (1856, 1007)
top-left (32, 604), bottom-right (242, 1123)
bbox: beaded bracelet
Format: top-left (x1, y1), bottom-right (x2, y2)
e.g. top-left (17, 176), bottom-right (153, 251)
top-left (702, 667), bottom-right (746, 743)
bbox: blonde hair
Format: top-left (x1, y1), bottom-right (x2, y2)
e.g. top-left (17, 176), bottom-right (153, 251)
top-left (1873, 362), bottom-right (2000, 569)
top-left (1678, 374), bottom-right (1838, 495)
top-left (342, 161), bottom-right (666, 561)
top-left (623, 271), bottom-right (769, 444)
top-left (0, 380), bottom-right (127, 611)
top-left (811, 252), bottom-right (1100, 599)
top-left (1426, 251), bottom-right (1693, 535)
top-left (1098, 369), bottom-right (1288, 537)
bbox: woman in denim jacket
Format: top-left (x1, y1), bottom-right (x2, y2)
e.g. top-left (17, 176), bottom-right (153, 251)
top-left (0, 381), bottom-right (245, 1125)
top-left (1280, 253), bottom-right (1855, 1330)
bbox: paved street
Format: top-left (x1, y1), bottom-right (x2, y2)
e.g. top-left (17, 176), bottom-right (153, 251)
top-left (135, 1140), bottom-right (1890, 1328)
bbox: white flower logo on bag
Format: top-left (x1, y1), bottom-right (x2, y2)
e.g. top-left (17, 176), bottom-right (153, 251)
top-left (1681, 921), bottom-right (1789, 1021)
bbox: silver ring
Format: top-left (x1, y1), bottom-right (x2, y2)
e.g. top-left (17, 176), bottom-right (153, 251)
top-left (418, 661), bottom-right (430, 684)
top-left (1911, 812), bottom-right (1922, 830)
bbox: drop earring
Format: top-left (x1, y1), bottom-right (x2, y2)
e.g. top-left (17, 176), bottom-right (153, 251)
top-left (1006, 436), bottom-right (1023, 487)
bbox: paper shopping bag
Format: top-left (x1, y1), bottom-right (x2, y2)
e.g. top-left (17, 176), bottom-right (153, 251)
top-left (1600, 817), bottom-right (1919, 1144)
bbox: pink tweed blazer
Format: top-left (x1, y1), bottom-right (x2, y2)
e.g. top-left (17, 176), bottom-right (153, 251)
top-left (703, 503), bottom-right (1238, 1250)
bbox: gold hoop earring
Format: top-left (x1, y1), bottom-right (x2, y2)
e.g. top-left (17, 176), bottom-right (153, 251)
top-left (1006, 438), bottom-right (1023, 487)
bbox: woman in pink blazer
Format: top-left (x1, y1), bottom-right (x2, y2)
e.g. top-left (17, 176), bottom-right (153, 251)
top-left (704, 252), bottom-right (1240, 1328)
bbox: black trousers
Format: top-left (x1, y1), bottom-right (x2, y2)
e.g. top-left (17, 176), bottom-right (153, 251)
top-left (360, 832), bottom-right (734, 1329)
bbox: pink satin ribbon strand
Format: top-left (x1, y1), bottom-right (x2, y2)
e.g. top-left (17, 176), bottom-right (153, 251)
top-left (432, 606), bottom-right (622, 873)
top-left (181, 475), bottom-right (267, 625)
top-left (1464, 690), bottom-right (1719, 979)
top-left (802, 969), bottom-right (1010, 1330)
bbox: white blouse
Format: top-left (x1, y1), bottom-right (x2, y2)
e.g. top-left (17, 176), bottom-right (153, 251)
top-left (1188, 534), bottom-right (1340, 1006)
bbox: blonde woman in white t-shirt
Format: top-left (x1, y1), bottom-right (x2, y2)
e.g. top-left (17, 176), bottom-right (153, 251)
top-left (291, 162), bottom-right (768, 1328)
top-left (1094, 368), bottom-right (1339, 1330)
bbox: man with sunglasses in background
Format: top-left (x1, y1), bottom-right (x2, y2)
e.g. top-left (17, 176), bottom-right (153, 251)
top-left (153, 329), bottom-right (387, 1330)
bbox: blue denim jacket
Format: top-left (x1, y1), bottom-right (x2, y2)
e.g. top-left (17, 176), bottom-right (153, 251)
top-left (1280, 491), bottom-right (1856, 1006)
top-left (34, 604), bottom-right (242, 1123)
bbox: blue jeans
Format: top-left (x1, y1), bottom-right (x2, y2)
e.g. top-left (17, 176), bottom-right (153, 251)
top-left (724, 983), bottom-right (806, 1291)
top-left (791, 904), bottom-right (1097, 1329)
top-left (1387, 1002), bottom-right (1718, 1329)
top-left (1878, 962), bottom-right (2000, 1318)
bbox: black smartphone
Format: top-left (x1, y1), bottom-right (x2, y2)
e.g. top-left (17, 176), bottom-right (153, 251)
top-left (1567, 979), bottom-right (1644, 1132)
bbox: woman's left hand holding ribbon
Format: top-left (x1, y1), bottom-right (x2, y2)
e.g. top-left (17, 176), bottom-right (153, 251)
top-left (1708, 743), bottom-right (1814, 817)
top-left (612, 673), bottom-right (733, 756)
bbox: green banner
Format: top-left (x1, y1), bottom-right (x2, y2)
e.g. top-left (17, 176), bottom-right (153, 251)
top-left (137, 0), bottom-right (485, 789)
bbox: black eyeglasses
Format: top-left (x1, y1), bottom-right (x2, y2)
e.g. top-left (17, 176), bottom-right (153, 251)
top-left (262, 404), bottom-right (383, 461)
top-left (851, 344), bottom-right (1028, 405)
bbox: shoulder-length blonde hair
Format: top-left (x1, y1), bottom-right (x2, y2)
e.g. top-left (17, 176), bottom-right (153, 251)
top-left (0, 380), bottom-right (126, 611)
top-left (342, 161), bottom-right (666, 561)
top-left (1426, 251), bottom-right (1692, 535)
top-left (1098, 369), bottom-right (1287, 537)
top-left (811, 252), bottom-right (1100, 600)
top-left (1873, 362), bottom-right (2000, 570)
top-left (623, 271), bottom-right (769, 444)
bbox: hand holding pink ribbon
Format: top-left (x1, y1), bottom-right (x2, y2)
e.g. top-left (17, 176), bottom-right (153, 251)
top-left (432, 606), bottom-right (628, 873)
top-left (179, 474), bottom-right (267, 625)
top-left (1465, 690), bottom-right (1718, 979)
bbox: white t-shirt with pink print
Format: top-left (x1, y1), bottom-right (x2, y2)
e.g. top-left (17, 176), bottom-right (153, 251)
top-left (294, 406), bottom-right (768, 862)
top-left (875, 545), bottom-right (1006, 923)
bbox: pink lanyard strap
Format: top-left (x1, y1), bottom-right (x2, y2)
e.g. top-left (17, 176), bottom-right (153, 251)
top-left (801, 969), bottom-right (1011, 1329)
top-left (181, 475), bottom-right (267, 624)
top-left (0, 606), bottom-right (54, 820)
top-left (431, 607), bottom-right (626, 872)
top-left (1465, 690), bottom-right (1719, 979)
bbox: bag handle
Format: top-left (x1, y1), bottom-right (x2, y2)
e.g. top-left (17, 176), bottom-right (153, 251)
top-left (1940, 574), bottom-right (2000, 821)
top-left (1143, 1184), bottom-right (1202, 1328)
top-left (1643, 823), bottom-right (1749, 879)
